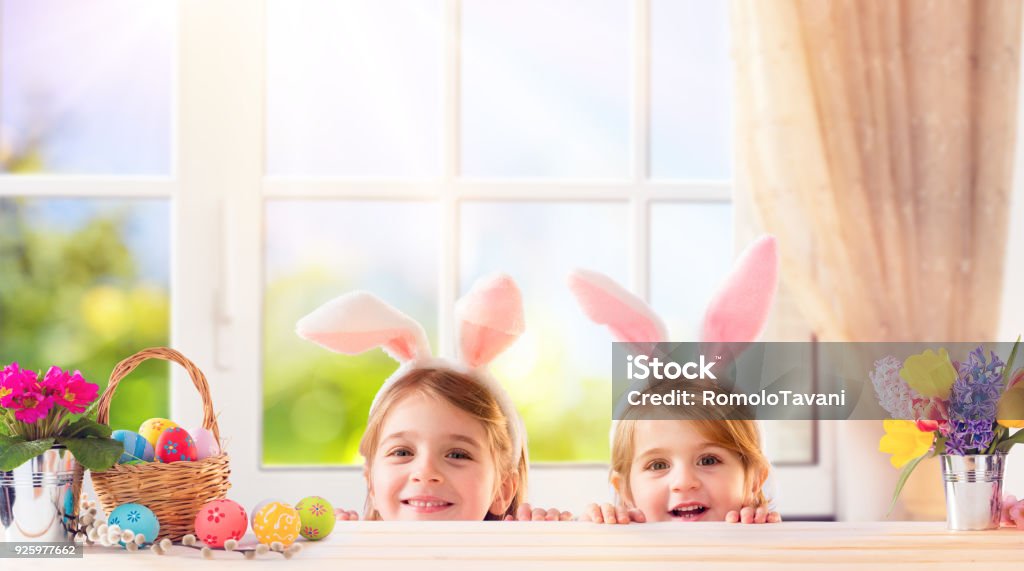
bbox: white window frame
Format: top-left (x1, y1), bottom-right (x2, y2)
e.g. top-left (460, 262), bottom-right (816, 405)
top-left (0, 0), bottom-right (835, 517)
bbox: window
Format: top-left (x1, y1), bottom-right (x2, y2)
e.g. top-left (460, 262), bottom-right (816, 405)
top-left (0, 0), bottom-right (173, 430)
top-left (1, 0), bottom-right (832, 517)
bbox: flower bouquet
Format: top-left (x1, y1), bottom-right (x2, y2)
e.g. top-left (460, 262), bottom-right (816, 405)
top-left (0, 362), bottom-right (122, 471)
top-left (873, 338), bottom-right (1023, 529)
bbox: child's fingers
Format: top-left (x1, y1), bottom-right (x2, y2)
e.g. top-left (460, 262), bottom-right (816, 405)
top-left (753, 506), bottom-right (768, 524)
top-left (582, 503), bottom-right (601, 523)
top-left (531, 508), bottom-right (547, 521)
top-left (614, 506), bottom-right (632, 524)
top-left (767, 511), bottom-right (782, 524)
top-left (628, 508), bottom-right (646, 523)
top-left (544, 508), bottom-right (561, 521)
top-left (725, 510), bottom-right (740, 523)
top-left (559, 510), bottom-right (574, 521)
top-left (740, 506), bottom-right (755, 524)
top-left (516, 503), bottom-right (533, 521)
top-left (600, 503), bottom-right (617, 525)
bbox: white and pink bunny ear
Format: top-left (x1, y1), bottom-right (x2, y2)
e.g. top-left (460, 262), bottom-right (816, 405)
top-left (295, 291), bottom-right (431, 363)
top-left (567, 269), bottom-right (668, 343)
top-left (700, 235), bottom-right (779, 343)
top-left (456, 273), bottom-right (525, 368)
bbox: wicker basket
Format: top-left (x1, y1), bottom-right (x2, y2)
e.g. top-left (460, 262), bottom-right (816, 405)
top-left (76, 347), bottom-right (231, 541)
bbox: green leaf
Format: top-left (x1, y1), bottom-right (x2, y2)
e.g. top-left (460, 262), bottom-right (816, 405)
top-left (58, 437), bottom-right (122, 472)
top-left (996, 428), bottom-right (1024, 453)
top-left (0, 438), bottom-right (56, 471)
top-left (887, 452), bottom-right (930, 517)
top-left (1004, 335), bottom-right (1021, 383)
top-left (0, 433), bottom-right (23, 447)
top-left (62, 418), bottom-right (112, 439)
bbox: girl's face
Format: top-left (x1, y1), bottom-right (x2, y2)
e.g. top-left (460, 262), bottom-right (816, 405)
top-left (366, 391), bottom-right (511, 520)
top-left (623, 420), bottom-right (749, 522)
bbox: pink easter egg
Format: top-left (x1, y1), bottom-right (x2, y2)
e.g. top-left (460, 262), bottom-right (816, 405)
top-left (194, 499), bottom-right (247, 548)
top-left (155, 426), bottom-right (197, 463)
top-left (191, 427), bottom-right (221, 460)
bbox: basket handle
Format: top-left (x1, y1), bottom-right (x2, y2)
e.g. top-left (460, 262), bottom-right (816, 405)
top-left (97, 347), bottom-right (222, 445)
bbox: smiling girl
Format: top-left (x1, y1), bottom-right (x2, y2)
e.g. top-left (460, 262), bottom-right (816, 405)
top-left (297, 274), bottom-right (570, 522)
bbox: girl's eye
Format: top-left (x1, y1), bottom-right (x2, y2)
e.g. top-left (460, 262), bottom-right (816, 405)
top-left (645, 460), bottom-right (669, 471)
top-left (388, 448), bottom-right (412, 457)
top-left (447, 449), bottom-right (472, 460)
top-left (698, 455), bottom-right (721, 466)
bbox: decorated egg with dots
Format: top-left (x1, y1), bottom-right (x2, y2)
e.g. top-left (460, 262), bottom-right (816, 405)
top-left (107, 503), bottom-right (159, 547)
top-left (138, 418), bottom-right (179, 447)
top-left (193, 499), bottom-right (247, 548)
top-left (155, 427), bottom-right (197, 463)
top-left (250, 498), bottom-right (281, 527)
top-left (295, 496), bottom-right (335, 540)
top-left (252, 502), bottom-right (301, 547)
top-left (112, 430), bottom-right (155, 463)
top-left (191, 426), bottom-right (221, 460)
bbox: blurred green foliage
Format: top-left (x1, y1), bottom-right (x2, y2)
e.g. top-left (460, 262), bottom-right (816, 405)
top-left (0, 198), bottom-right (170, 432)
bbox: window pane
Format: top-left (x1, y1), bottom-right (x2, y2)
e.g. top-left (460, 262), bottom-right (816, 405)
top-left (460, 201), bottom-right (628, 462)
top-left (0, 198), bottom-right (170, 430)
top-left (0, 0), bottom-right (174, 174)
top-left (263, 200), bottom-right (439, 465)
top-left (461, 0), bottom-right (630, 178)
top-left (649, 201), bottom-right (733, 339)
top-left (650, 0), bottom-right (732, 179)
top-left (266, 0), bottom-right (443, 177)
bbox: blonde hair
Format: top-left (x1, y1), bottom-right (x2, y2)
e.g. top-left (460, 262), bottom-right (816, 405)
top-left (610, 380), bottom-right (770, 508)
top-left (359, 366), bottom-right (528, 520)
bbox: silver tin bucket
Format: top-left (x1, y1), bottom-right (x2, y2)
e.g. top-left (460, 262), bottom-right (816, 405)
top-left (941, 453), bottom-right (1004, 530)
top-left (0, 446), bottom-right (78, 541)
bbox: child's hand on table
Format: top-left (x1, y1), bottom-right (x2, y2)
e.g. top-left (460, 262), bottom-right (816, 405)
top-left (503, 503), bottom-right (574, 521)
top-left (1001, 495), bottom-right (1024, 529)
top-left (334, 508), bottom-right (360, 521)
top-left (725, 505), bottom-right (781, 524)
top-left (579, 503), bottom-right (646, 524)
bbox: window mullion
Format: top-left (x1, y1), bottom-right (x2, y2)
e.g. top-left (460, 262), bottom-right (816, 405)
top-left (439, 0), bottom-right (461, 357)
top-left (631, 0), bottom-right (651, 299)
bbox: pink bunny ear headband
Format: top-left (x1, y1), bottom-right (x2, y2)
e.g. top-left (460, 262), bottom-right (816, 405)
top-left (568, 235), bottom-right (779, 428)
top-left (295, 273), bottom-right (527, 462)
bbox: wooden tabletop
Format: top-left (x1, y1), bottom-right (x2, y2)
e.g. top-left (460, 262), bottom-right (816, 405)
top-left (14, 521), bottom-right (1024, 570)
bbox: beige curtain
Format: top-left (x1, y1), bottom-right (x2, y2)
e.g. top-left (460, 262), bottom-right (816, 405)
top-left (732, 0), bottom-right (1021, 342)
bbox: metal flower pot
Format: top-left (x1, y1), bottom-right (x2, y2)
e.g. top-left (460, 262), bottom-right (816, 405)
top-left (941, 453), bottom-right (1004, 530)
top-left (0, 446), bottom-right (78, 541)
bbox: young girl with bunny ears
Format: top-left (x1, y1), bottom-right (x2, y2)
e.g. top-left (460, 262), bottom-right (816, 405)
top-left (570, 235), bottom-right (782, 525)
top-left (296, 273), bottom-right (571, 522)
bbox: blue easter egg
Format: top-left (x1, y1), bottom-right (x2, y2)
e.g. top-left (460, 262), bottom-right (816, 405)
top-left (107, 503), bottom-right (160, 547)
top-left (112, 430), bottom-right (155, 464)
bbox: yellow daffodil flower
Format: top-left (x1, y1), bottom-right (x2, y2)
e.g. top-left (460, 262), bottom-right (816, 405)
top-left (879, 420), bottom-right (934, 468)
top-left (998, 368), bottom-right (1024, 428)
top-left (899, 348), bottom-right (957, 399)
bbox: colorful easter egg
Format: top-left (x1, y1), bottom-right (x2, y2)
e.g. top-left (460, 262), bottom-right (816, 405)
top-left (107, 503), bottom-right (159, 546)
top-left (295, 496), bottom-right (335, 540)
top-left (155, 426), bottom-right (197, 463)
top-left (252, 502), bottom-right (300, 547)
top-left (194, 499), bottom-right (247, 548)
top-left (112, 430), bottom-right (155, 463)
top-left (138, 418), bottom-right (179, 447)
top-left (250, 498), bottom-right (282, 527)
top-left (191, 426), bottom-right (221, 460)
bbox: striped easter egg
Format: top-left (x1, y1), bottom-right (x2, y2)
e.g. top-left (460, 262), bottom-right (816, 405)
top-left (112, 430), bottom-right (155, 464)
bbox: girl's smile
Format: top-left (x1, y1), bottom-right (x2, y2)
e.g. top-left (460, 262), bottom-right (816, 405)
top-left (625, 420), bottom-right (750, 523)
top-left (367, 391), bottom-right (512, 520)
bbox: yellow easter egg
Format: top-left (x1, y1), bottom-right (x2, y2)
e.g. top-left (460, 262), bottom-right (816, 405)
top-left (138, 418), bottom-right (179, 447)
top-left (253, 502), bottom-right (301, 547)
